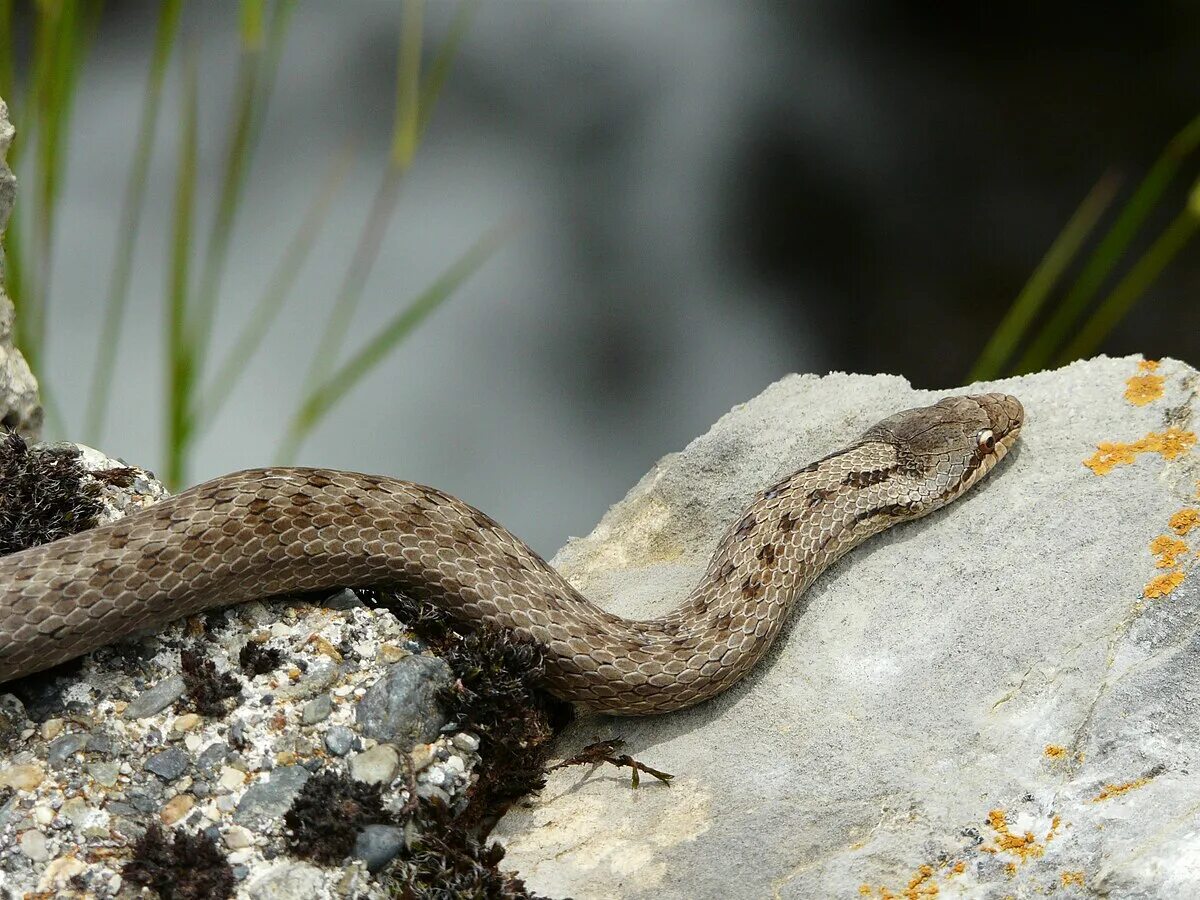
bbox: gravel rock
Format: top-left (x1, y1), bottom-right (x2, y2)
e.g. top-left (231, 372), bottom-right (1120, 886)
top-left (233, 765), bottom-right (311, 828)
top-left (45, 733), bottom-right (88, 767)
top-left (324, 725), bottom-right (355, 757)
top-left (145, 747), bottom-right (190, 781)
top-left (300, 695), bottom-right (332, 725)
top-left (354, 824), bottom-right (406, 873)
top-left (122, 675), bottom-right (186, 719)
top-left (348, 743), bottom-right (400, 785)
top-left (355, 655), bottom-right (453, 749)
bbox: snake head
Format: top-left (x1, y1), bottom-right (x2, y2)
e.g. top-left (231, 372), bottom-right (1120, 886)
top-left (860, 392), bottom-right (1023, 513)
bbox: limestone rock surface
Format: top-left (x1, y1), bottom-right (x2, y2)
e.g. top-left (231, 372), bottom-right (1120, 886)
top-left (0, 96), bottom-right (42, 440)
top-left (494, 355), bottom-right (1200, 899)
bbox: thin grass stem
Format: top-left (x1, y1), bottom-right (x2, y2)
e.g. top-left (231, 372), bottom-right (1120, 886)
top-left (84, 0), bottom-right (184, 444)
top-left (165, 51), bottom-right (199, 489)
top-left (1056, 184), bottom-right (1200, 366)
top-left (967, 173), bottom-right (1119, 382)
top-left (1016, 113), bottom-right (1200, 374)
top-left (277, 218), bottom-right (514, 463)
top-left (198, 144), bottom-right (354, 429)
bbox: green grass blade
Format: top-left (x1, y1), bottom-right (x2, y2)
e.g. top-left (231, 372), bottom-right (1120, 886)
top-left (165, 51), bottom-right (199, 489)
top-left (967, 172), bottom-right (1119, 382)
top-left (187, 1), bottom-right (293, 384)
top-left (1056, 183), bottom-right (1200, 366)
top-left (301, 0), bottom-right (476, 403)
top-left (416, 0), bottom-right (479, 139)
top-left (392, 0), bottom-right (423, 170)
top-left (1016, 113), bottom-right (1200, 374)
top-left (277, 219), bottom-right (513, 463)
top-left (84, 0), bottom-right (185, 444)
top-left (198, 144), bottom-right (354, 429)
top-left (29, 0), bottom-right (92, 374)
top-left (186, 26), bottom-right (262, 373)
top-left (301, 1), bottom-right (424, 399)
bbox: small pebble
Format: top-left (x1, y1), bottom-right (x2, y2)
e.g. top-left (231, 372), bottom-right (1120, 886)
top-left (452, 732), bottom-right (480, 753)
top-left (349, 744), bottom-right (400, 785)
top-left (324, 726), bottom-right (355, 757)
top-left (19, 829), bottom-right (49, 861)
top-left (301, 695), bottom-right (333, 725)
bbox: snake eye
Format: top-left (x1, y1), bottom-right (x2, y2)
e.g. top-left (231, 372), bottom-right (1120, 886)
top-left (977, 429), bottom-right (996, 453)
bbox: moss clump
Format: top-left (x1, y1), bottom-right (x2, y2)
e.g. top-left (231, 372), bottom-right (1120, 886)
top-left (123, 824), bottom-right (235, 900)
top-left (387, 802), bottom-right (553, 900)
top-left (238, 641), bottom-right (284, 676)
top-left (284, 770), bottom-right (394, 865)
top-left (0, 430), bottom-right (104, 557)
top-left (180, 650), bottom-right (242, 717)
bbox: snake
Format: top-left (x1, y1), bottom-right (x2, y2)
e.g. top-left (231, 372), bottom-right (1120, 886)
top-left (0, 393), bottom-right (1022, 715)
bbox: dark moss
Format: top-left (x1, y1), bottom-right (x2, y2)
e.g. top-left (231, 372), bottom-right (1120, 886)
top-left (180, 650), bottom-right (242, 717)
top-left (0, 430), bottom-right (104, 557)
top-left (123, 824), bottom-right (235, 900)
top-left (238, 641), bottom-right (284, 676)
top-left (284, 770), bottom-right (394, 865)
top-left (356, 589), bottom-right (572, 832)
top-left (386, 802), bottom-right (555, 900)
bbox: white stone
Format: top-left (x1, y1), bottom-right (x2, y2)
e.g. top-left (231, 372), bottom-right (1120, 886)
top-left (495, 358), bottom-right (1200, 899)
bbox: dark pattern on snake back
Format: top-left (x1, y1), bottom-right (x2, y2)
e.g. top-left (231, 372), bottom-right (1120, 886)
top-left (0, 394), bottom-right (1023, 715)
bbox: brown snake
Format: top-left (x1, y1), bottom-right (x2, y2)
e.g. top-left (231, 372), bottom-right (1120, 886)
top-left (0, 394), bottom-right (1022, 715)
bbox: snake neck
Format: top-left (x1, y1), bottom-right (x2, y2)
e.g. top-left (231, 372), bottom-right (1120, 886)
top-left (530, 442), bottom-right (915, 714)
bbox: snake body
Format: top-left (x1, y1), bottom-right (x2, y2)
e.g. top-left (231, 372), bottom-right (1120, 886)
top-left (0, 394), bottom-right (1022, 715)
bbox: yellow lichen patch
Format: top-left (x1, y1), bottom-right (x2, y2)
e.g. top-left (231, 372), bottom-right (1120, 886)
top-left (1093, 776), bottom-right (1150, 802)
top-left (1084, 427), bottom-right (1197, 475)
top-left (1150, 535), bottom-right (1190, 568)
top-left (859, 858), bottom-right (973, 898)
top-left (1144, 571), bottom-right (1185, 599)
top-left (1061, 870), bottom-right (1086, 886)
top-left (1169, 508), bottom-right (1200, 536)
top-left (1044, 744), bottom-right (1067, 759)
top-left (980, 809), bottom-right (1060, 865)
top-left (1124, 359), bottom-right (1164, 405)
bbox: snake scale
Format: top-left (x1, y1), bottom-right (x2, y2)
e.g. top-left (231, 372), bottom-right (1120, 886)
top-left (0, 393), bottom-right (1022, 715)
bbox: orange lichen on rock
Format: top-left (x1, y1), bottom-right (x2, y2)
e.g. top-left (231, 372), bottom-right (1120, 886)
top-left (1084, 427), bottom-right (1197, 475)
top-left (859, 857), bottom-right (972, 898)
top-left (1061, 871), bottom-right (1086, 886)
top-left (981, 809), bottom-right (1060, 865)
top-left (1044, 745), bottom-right (1067, 759)
top-left (1169, 508), bottom-right (1200, 536)
top-left (1144, 571), bottom-right (1185, 599)
top-left (1124, 360), bottom-right (1164, 406)
top-left (1093, 776), bottom-right (1150, 802)
top-left (1150, 535), bottom-right (1190, 568)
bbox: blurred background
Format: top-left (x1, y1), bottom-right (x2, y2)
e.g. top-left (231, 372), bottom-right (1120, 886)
top-left (2, 0), bottom-right (1199, 555)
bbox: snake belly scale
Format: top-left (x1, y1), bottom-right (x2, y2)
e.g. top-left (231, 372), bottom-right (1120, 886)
top-left (0, 394), bottom-right (1022, 715)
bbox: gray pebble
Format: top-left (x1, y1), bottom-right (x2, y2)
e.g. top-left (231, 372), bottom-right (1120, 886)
top-left (146, 748), bottom-right (190, 781)
top-left (197, 741), bottom-right (231, 773)
top-left (123, 675), bottom-right (186, 719)
top-left (324, 726), bottom-right (355, 757)
top-left (47, 733), bottom-right (90, 767)
top-left (348, 744), bottom-right (400, 785)
top-left (354, 824), bottom-right (406, 873)
top-left (452, 732), bottom-right (480, 753)
top-left (233, 765), bottom-right (310, 827)
top-left (87, 761), bottom-right (121, 787)
top-left (301, 695), bottom-right (332, 725)
top-left (355, 656), bottom-right (453, 749)
top-left (0, 693), bottom-right (27, 744)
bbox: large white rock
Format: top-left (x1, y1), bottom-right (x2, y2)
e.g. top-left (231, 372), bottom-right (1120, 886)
top-left (494, 356), bottom-right (1200, 899)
